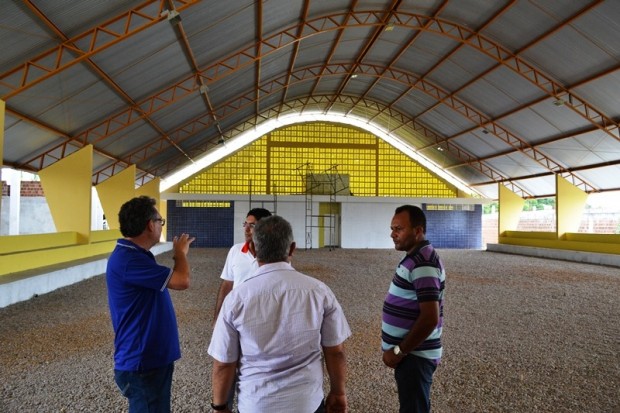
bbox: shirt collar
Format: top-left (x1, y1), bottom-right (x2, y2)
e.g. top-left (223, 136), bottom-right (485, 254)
top-left (241, 241), bottom-right (251, 253)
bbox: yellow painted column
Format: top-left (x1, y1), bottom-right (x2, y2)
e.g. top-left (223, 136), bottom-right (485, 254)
top-left (95, 165), bottom-right (136, 230)
top-left (498, 184), bottom-right (525, 236)
top-left (0, 99), bottom-right (4, 166)
top-left (556, 175), bottom-right (588, 238)
top-left (0, 100), bottom-right (4, 223)
top-left (38, 145), bottom-right (93, 243)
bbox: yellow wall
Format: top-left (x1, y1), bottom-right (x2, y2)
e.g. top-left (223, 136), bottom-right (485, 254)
top-left (0, 99), bottom-right (4, 179)
top-left (498, 180), bottom-right (620, 255)
top-left (96, 165), bottom-right (136, 230)
top-left (556, 175), bottom-right (588, 236)
top-left (498, 184), bottom-right (525, 234)
top-left (179, 122), bottom-right (457, 198)
top-left (1, 99), bottom-right (5, 220)
top-left (38, 145), bottom-right (93, 243)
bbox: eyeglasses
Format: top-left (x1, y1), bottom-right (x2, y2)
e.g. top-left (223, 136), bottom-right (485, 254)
top-left (153, 218), bottom-right (166, 226)
top-left (242, 222), bottom-right (256, 229)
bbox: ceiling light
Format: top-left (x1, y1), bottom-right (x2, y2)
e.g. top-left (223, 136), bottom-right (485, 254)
top-left (166, 9), bottom-right (181, 25)
top-left (482, 128), bottom-right (490, 134)
top-left (199, 85), bottom-right (209, 94)
top-left (436, 146), bottom-right (444, 152)
top-left (553, 99), bottom-right (565, 106)
top-left (217, 137), bottom-right (225, 145)
top-left (350, 74), bottom-right (358, 79)
top-left (385, 22), bottom-right (395, 32)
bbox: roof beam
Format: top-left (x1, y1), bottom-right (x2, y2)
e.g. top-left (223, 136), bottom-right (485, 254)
top-left (324, 0), bottom-right (402, 113)
top-left (307, 0), bottom-right (360, 98)
top-left (279, 0), bottom-right (311, 108)
top-left (255, 1), bottom-right (263, 116)
top-left (472, 158), bottom-right (620, 193)
top-left (20, 0), bottom-right (193, 168)
top-left (0, 0), bottom-right (201, 100)
top-left (349, 0), bottom-right (453, 115)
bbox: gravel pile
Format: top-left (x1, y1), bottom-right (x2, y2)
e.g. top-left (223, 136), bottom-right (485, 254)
top-left (1, 248), bottom-right (618, 412)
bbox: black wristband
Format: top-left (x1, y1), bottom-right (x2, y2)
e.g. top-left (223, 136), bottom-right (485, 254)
top-left (210, 401), bottom-right (227, 411)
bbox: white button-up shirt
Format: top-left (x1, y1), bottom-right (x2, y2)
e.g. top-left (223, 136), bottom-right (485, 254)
top-left (208, 261), bottom-right (351, 413)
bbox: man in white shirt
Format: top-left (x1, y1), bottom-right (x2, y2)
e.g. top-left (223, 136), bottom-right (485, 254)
top-left (208, 216), bottom-right (351, 413)
top-left (213, 208), bottom-right (271, 321)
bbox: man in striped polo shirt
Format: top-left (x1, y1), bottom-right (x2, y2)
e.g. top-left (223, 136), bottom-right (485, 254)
top-left (382, 205), bottom-right (446, 413)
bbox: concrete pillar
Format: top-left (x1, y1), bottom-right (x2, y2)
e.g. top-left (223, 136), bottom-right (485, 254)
top-left (8, 169), bottom-right (21, 235)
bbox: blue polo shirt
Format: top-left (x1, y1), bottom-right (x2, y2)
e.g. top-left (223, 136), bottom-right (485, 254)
top-left (106, 239), bottom-right (180, 371)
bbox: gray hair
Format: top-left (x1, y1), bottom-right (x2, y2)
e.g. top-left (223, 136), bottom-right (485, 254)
top-left (252, 215), bottom-right (293, 263)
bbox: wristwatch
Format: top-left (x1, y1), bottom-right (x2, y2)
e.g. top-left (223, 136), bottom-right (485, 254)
top-left (393, 345), bottom-right (402, 356)
top-left (211, 401), bottom-right (227, 411)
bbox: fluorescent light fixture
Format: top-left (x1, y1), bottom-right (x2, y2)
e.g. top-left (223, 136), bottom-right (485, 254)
top-left (166, 9), bottom-right (181, 25)
top-left (160, 112), bottom-right (481, 196)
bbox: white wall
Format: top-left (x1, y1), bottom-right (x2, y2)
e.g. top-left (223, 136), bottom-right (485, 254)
top-left (1, 197), bottom-right (55, 235)
top-left (233, 196), bottom-right (309, 247)
top-left (1, 190), bottom-right (106, 235)
top-left (341, 200), bottom-right (398, 248)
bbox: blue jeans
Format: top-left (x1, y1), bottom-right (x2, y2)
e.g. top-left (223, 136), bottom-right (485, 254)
top-left (114, 363), bottom-right (174, 413)
top-left (394, 355), bottom-right (437, 413)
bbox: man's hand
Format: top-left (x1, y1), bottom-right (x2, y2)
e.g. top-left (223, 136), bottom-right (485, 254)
top-left (382, 348), bottom-right (405, 369)
top-left (168, 233), bottom-right (196, 290)
top-left (173, 233), bottom-right (195, 257)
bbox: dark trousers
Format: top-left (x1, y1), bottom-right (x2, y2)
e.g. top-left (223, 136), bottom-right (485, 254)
top-left (394, 355), bottom-right (437, 413)
top-left (114, 363), bottom-right (174, 413)
top-left (314, 399), bottom-right (326, 413)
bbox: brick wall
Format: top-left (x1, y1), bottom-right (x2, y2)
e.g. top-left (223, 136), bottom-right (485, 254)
top-left (1, 181), bottom-right (45, 197)
top-left (482, 211), bottom-right (620, 246)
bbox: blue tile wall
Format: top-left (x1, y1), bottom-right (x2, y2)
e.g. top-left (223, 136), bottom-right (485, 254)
top-left (423, 204), bottom-right (482, 249)
top-left (167, 200), bottom-right (234, 248)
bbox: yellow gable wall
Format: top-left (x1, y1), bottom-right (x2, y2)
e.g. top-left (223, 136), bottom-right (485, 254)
top-left (95, 165), bottom-right (137, 230)
top-left (0, 100), bottom-right (4, 176)
top-left (180, 122), bottom-right (457, 198)
top-left (38, 145), bottom-right (93, 243)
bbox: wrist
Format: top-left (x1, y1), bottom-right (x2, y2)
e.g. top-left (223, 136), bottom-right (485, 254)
top-left (393, 344), bottom-right (406, 356)
top-left (210, 401), bottom-right (227, 411)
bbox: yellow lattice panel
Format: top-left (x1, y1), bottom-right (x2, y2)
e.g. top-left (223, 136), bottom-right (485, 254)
top-left (180, 122), bottom-right (456, 198)
top-left (378, 141), bottom-right (455, 198)
top-left (180, 139), bottom-right (267, 194)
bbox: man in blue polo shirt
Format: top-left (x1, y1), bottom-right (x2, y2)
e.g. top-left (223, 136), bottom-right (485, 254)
top-left (106, 196), bottom-right (195, 412)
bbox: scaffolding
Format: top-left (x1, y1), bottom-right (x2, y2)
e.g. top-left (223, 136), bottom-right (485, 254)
top-left (296, 163), bottom-right (349, 250)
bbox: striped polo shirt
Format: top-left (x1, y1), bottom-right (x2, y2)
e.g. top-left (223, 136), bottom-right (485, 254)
top-left (381, 240), bottom-right (446, 363)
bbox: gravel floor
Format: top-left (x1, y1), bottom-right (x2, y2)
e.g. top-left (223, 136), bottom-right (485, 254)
top-left (1, 248), bottom-right (618, 412)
